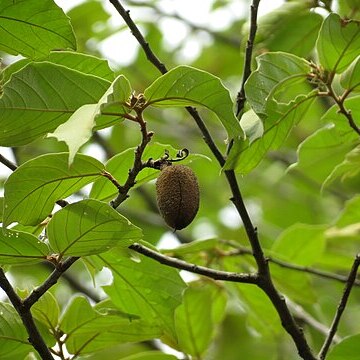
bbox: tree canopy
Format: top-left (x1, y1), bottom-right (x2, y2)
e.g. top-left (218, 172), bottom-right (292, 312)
top-left (0, 1), bottom-right (360, 359)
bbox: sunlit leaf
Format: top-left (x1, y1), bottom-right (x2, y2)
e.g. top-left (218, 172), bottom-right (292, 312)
top-left (47, 199), bottom-right (142, 257)
top-left (317, 13), bottom-right (360, 73)
top-left (47, 104), bottom-right (97, 166)
top-left (144, 65), bottom-right (242, 139)
top-left (0, 0), bottom-right (76, 59)
top-left (4, 153), bottom-right (104, 226)
top-left (48, 75), bottom-right (133, 164)
top-left (0, 229), bottom-right (48, 265)
top-left (334, 195), bottom-right (360, 228)
top-left (240, 109), bottom-right (264, 144)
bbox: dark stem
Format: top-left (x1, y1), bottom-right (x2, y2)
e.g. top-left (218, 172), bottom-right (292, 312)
top-left (325, 77), bottom-right (360, 136)
top-left (222, 242), bottom-right (360, 286)
top-left (129, 243), bottom-right (258, 284)
top-left (318, 254), bottom-right (360, 360)
top-left (258, 279), bottom-right (317, 360)
top-left (236, 0), bottom-right (261, 117)
top-left (110, 112), bottom-right (153, 209)
top-left (108, 0), bottom-right (168, 74)
top-left (23, 257), bottom-right (79, 309)
top-left (0, 268), bottom-right (54, 360)
top-left (0, 153), bottom-right (17, 171)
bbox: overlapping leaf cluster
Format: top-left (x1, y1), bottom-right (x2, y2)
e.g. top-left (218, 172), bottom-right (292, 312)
top-left (1, 0), bottom-right (360, 359)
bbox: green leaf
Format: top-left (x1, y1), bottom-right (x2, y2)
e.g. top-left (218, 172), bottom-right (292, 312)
top-left (224, 52), bottom-right (314, 173)
top-left (4, 153), bottom-right (104, 226)
top-left (45, 52), bottom-right (114, 81)
top-left (233, 282), bottom-right (281, 337)
top-left (101, 248), bottom-right (187, 343)
top-left (271, 224), bottom-right (327, 266)
top-left (340, 56), bottom-right (360, 92)
top-left (0, 229), bottom-right (49, 265)
top-left (225, 93), bottom-right (316, 174)
top-left (289, 124), bottom-right (359, 187)
top-left (0, 302), bottom-right (31, 359)
top-left (144, 65), bottom-right (242, 139)
top-left (121, 352), bottom-right (177, 360)
top-left (32, 292), bottom-right (59, 331)
top-left (0, 62), bottom-right (110, 147)
top-left (323, 144), bottom-right (360, 188)
top-left (317, 13), bottom-right (360, 73)
top-left (327, 334), bottom-right (360, 360)
top-left (95, 74), bottom-right (132, 129)
top-left (264, 12), bottom-right (323, 57)
top-left (289, 95), bottom-right (360, 188)
top-left (335, 195), bottom-right (360, 228)
top-left (270, 266), bottom-right (316, 305)
top-left (322, 95), bottom-right (360, 130)
top-left (0, 0), bottom-right (76, 59)
top-left (244, 52), bottom-right (311, 118)
top-left (47, 199), bottom-right (142, 257)
top-left (47, 104), bottom-right (97, 165)
top-left (47, 75), bottom-right (133, 164)
top-left (0, 197), bottom-right (3, 222)
top-left (60, 297), bottom-right (161, 355)
top-left (240, 109), bottom-right (264, 144)
top-left (174, 286), bottom-right (214, 357)
top-left (2, 51), bottom-right (114, 85)
top-left (90, 142), bottom-right (209, 201)
top-left (253, 2), bottom-right (323, 57)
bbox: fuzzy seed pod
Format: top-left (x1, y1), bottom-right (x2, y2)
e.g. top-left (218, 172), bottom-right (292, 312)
top-left (156, 164), bottom-right (199, 230)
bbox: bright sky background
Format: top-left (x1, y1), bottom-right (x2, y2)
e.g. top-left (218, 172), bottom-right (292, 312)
top-left (55, 0), bottom-right (285, 65)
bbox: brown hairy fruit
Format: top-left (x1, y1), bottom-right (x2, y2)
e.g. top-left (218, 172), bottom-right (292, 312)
top-left (156, 164), bottom-right (199, 230)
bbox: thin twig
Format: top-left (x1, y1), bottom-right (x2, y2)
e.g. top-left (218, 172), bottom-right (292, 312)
top-left (236, 0), bottom-right (261, 117)
top-left (0, 268), bottom-right (54, 360)
top-left (23, 257), bottom-right (79, 309)
top-left (288, 299), bottom-right (341, 344)
top-left (110, 111), bottom-right (154, 209)
top-left (41, 262), bottom-right (102, 303)
top-left (125, 0), bottom-right (241, 47)
top-left (129, 243), bottom-right (258, 284)
top-left (109, 0), bottom-right (168, 74)
top-left (221, 242), bottom-right (360, 286)
top-left (319, 254), bottom-right (360, 360)
top-left (335, 89), bottom-right (360, 136)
